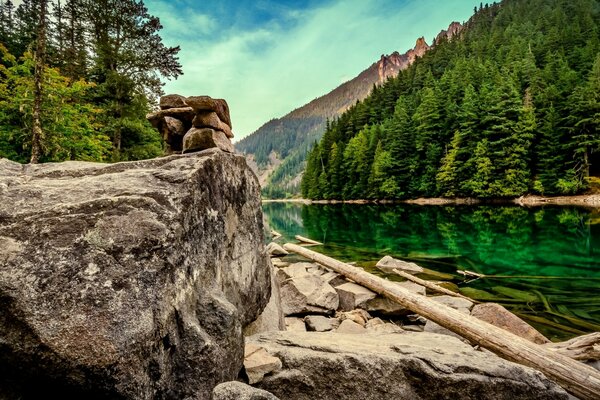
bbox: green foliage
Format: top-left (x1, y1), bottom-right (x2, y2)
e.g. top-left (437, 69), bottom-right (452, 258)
top-left (302, 0), bottom-right (600, 200)
top-left (0, 0), bottom-right (181, 164)
top-left (0, 46), bottom-right (111, 162)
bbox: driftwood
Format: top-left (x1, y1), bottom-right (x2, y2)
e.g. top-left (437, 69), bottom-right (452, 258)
top-left (545, 333), bottom-right (600, 362)
top-left (283, 243), bottom-right (600, 400)
top-left (295, 235), bottom-right (323, 245)
top-left (392, 270), bottom-right (479, 303)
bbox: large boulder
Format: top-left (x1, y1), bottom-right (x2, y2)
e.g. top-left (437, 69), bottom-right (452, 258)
top-left (0, 149), bottom-right (271, 399)
top-left (249, 331), bottom-right (568, 400)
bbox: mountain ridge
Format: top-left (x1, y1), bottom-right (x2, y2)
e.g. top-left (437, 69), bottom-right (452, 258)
top-left (236, 22), bottom-right (464, 197)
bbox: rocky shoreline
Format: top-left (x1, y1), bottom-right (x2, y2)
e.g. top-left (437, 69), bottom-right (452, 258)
top-left (237, 243), bottom-right (600, 399)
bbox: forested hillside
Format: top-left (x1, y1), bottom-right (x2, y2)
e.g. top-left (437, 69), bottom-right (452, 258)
top-left (0, 0), bottom-right (181, 163)
top-left (302, 0), bottom-right (600, 200)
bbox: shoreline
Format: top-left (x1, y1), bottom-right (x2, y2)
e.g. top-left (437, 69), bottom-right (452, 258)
top-left (262, 194), bottom-right (600, 208)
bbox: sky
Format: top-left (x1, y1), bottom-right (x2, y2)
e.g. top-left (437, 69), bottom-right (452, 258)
top-left (145, 0), bottom-right (480, 140)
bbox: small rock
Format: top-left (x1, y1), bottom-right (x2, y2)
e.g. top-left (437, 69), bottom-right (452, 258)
top-left (471, 303), bottom-right (550, 344)
top-left (266, 242), bottom-right (289, 257)
top-left (244, 345), bottom-right (282, 384)
top-left (336, 319), bottom-right (367, 334)
top-left (366, 318), bottom-right (404, 334)
top-left (305, 315), bottom-right (337, 332)
top-left (376, 256), bottom-right (424, 274)
top-left (279, 263), bottom-right (309, 279)
top-left (192, 111), bottom-right (234, 139)
top-left (193, 111), bottom-right (221, 129)
top-left (213, 381), bottom-right (280, 400)
top-left (335, 282), bottom-right (377, 312)
top-left (182, 128), bottom-right (234, 153)
top-left (395, 281), bottom-right (426, 295)
top-left (160, 94), bottom-right (187, 110)
top-left (185, 96), bottom-right (232, 128)
top-left (339, 309), bottom-right (372, 326)
top-left (431, 295), bottom-right (474, 313)
top-left (401, 324), bottom-right (424, 332)
top-left (285, 317), bottom-right (307, 332)
top-left (320, 271), bottom-right (347, 287)
top-left (280, 274), bottom-right (339, 315)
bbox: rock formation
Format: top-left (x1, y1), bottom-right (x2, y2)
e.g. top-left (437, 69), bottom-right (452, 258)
top-left (147, 95), bottom-right (234, 154)
top-left (0, 148), bottom-right (270, 399)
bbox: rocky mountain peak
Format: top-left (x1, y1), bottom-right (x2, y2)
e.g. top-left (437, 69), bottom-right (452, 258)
top-left (435, 21), bottom-right (464, 44)
top-left (406, 37), bottom-right (431, 64)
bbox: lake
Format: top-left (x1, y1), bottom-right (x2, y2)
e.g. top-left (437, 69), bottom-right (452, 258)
top-left (262, 202), bottom-right (600, 341)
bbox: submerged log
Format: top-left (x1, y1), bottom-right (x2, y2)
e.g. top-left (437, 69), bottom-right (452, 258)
top-left (295, 235), bottom-right (323, 245)
top-left (283, 243), bottom-right (600, 400)
top-left (392, 270), bottom-right (479, 303)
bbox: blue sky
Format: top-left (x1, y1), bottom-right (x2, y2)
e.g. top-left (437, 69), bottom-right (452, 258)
top-left (145, 0), bottom-right (479, 140)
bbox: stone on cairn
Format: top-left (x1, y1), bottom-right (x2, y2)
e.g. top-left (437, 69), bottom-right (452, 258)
top-left (146, 94), bottom-right (234, 154)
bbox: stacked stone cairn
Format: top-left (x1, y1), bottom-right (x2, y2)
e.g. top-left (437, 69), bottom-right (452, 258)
top-left (146, 94), bottom-right (234, 154)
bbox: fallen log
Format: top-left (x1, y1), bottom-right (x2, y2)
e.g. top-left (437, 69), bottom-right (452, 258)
top-left (544, 332), bottom-right (600, 362)
top-left (392, 270), bottom-right (479, 303)
top-left (295, 235), bottom-right (323, 245)
top-left (283, 243), bottom-right (600, 400)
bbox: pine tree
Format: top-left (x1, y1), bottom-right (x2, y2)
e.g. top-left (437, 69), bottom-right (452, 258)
top-left (436, 130), bottom-right (462, 196)
top-left (30, 0), bottom-right (48, 164)
top-left (412, 84), bottom-right (445, 196)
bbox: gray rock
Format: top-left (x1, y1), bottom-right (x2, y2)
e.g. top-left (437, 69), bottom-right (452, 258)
top-left (183, 127), bottom-right (234, 154)
top-left (424, 296), bottom-right (472, 340)
top-left (284, 317), bottom-right (307, 332)
top-left (431, 295), bottom-right (474, 313)
top-left (213, 381), bottom-right (280, 400)
top-left (185, 96), bottom-right (232, 129)
top-left (376, 255), bottom-right (424, 274)
top-left (146, 106), bottom-right (195, 125)
top-left (304, 316), bottom-right (336, 332)
top-left (364, 283), bottom-right (424, 316)
top-left (160, 93), bottom-right (187, 110)
top-left (192, 112), bottom-right (234, 139)
top-left (339, 309), bottom-right (371, 326)
top-left (0, 150), bottom-right (271, 399)
top-left (280, 275), bottom-right (339, 316)
top-left (336, 319), bottom-right (367, 334)
top-left (250, 331), bottom-right (569, 400)
top-left (471, 303), bottom-right (550, 344)
top-left (320, 271), bottom-right (347, 287)
top-left (335, 282), bottom-right (377, 311)
top-left (244, 344), bottom-right (282, 384)
top-left (365, 318), bottom-right (404, 334)
top-left (280, 263), bottom-right (311, 279)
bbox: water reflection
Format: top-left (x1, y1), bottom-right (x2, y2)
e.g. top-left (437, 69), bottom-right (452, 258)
top-left (263, 203), bottom-right (600, 340)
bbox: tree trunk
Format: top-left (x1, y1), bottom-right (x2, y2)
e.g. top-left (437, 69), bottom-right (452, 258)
top-left (30, 0), bottom-right (48, 164)
top-left (283, 243), bottom-right (600, 400)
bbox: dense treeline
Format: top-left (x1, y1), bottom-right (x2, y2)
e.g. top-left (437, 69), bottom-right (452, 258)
top-left (302, 0), bottom-right (600, 200)
top-left (0, 0), bottom-right (181, 163)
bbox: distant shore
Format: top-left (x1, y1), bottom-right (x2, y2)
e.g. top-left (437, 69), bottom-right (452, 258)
top-left (262, 194), bottom-right (600, 208)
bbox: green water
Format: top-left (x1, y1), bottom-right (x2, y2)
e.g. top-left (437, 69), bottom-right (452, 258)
top-left (263, 202), bottom-right (600, 341)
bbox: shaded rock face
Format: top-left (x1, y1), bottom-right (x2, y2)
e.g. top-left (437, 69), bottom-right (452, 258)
top-left (250, 331), bottom-right (569, 400)
top-left (0, 150), bottom-right (271, 399)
